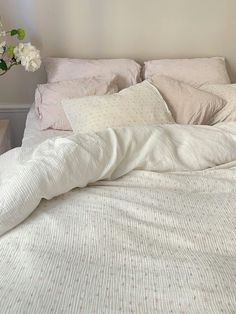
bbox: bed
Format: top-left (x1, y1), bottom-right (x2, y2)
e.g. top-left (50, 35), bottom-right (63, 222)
top-left (22, 105), bottom-right (72, 148)
top-left (1, 58), bottom-right (236, 313)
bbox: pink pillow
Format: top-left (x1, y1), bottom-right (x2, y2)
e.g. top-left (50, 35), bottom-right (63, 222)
top-left (35, 76), bottom-right (119, 130)
top-left (44, 58), bottom-right (141, 90)
top-left (150, 75), bottom-right (226, 124)
top-left (144, 57), bottom-right (230, 87)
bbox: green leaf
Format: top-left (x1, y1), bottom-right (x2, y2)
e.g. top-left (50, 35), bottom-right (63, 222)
top-left (6, 45), bottom-right (15, 58)
top-left (17, 28), bottom-right (25, 40)
top-left (10, 29), bottom-right (18, 36)
top-left (0, 59), bottom-right (7, 71)
top-left (10, 28), bottom-right (25, 40)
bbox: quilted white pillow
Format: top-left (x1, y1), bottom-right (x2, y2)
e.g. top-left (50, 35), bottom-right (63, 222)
top-left (201, 84), bottom-right (236, 124)
top-left (62, 81), bottom-right (174, 133)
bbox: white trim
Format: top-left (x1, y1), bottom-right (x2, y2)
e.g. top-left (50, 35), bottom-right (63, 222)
top-left (0, 103), bottom-right (31, 113)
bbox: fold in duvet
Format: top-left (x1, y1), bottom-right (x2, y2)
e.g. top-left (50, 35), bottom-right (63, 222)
top-left (1, 123), bottom-right (236, 236)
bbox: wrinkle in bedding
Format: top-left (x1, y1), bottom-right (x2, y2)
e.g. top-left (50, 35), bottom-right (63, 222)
top-left (0, 169), bottom-right (236, 313)
top-left (0, 122), bottom-right (236, 313)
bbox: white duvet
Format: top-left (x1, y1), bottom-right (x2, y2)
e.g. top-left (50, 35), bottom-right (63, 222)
top-left (0, 123), bottom-right (236, 313)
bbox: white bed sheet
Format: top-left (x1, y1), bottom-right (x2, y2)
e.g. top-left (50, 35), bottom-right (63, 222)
top-left (22, 105), bottom-right (72, 148)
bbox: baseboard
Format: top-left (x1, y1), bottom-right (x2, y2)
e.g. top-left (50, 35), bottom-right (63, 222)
top-left (0, 103), bottom-right (31, 113)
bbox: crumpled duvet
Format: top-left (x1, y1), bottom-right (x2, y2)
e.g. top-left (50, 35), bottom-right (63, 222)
top-left (0, 123), bottom-right (236, 313)
top-left (1, 123), bottom-right (236, 237)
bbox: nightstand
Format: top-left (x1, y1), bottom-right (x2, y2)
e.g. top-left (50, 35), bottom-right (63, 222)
top-left (0, 120), bottom-right (11, 155)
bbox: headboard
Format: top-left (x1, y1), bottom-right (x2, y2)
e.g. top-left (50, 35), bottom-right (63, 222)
top-left (1, 0), bottom-right (236, 104)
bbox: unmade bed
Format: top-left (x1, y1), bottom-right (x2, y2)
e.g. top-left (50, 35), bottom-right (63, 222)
top-left (0, 109), bottom-right (236, 313)
top-left (1, 56), bottom-right (236, 313)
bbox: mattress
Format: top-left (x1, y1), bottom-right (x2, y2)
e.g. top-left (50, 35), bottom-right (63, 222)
top-left (1, 119), bottom-right (236, 313)
top-left (22, 105), bottom-right (72, 148)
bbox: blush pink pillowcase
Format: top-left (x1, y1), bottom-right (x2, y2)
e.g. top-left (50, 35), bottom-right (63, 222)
top-left (150, 75), bottom-right (226, 124)
top-left (35, 76), bottom-right (119, 130)
top-left (44, 58), bottom-right (141, 90)
top-left (144, 57), bottom-right (230, 87)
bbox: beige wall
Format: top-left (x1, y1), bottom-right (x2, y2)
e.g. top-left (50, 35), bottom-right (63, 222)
top-left (1, 0), bottom-right (236, 104)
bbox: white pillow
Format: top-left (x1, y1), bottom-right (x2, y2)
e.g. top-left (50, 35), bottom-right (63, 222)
top-left (62, 81), bottom-right (174, 133)
top-left (201, 84), bottom-right (236, 124)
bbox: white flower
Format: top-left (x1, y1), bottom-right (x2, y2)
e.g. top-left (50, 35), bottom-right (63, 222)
top-left (0, 41), bottom-right (6, 54)
top-left (14, 42), bottom-right (41, 72)
top-left (0, 31), bottom-right (6, 37)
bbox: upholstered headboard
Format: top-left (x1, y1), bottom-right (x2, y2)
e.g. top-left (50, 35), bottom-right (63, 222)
top-left (1, 0), bottom-right (236, 104)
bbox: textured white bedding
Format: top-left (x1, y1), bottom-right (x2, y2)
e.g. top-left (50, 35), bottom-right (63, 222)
top-left (1, 121), bottom-right (236, 313)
